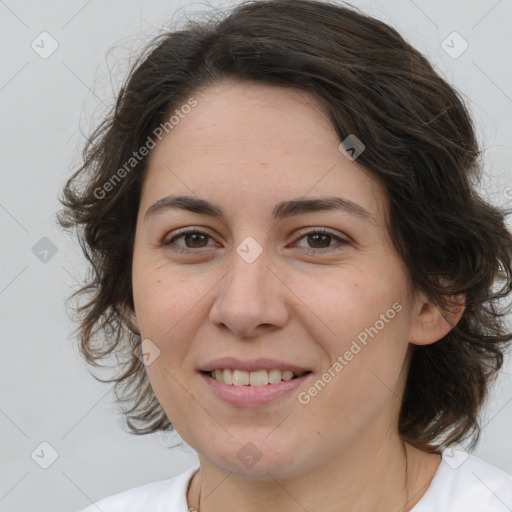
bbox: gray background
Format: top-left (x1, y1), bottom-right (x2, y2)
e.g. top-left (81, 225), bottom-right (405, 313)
top-left (1, 0), bottom-right (511, 511)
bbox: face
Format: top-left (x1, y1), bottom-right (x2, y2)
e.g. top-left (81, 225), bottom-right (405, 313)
top-left (130, 80), bottom-right (435, 479)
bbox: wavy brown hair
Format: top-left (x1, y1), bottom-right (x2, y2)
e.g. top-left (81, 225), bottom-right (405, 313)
top-left (58, 0), bottom-right (512, 452)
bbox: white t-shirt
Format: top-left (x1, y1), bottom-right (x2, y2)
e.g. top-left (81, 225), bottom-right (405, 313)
top-left (77, 449), bottom-right (512, 511)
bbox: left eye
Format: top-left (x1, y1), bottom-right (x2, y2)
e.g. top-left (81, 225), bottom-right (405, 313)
top-left (294, 230), bottom-right (346, 251)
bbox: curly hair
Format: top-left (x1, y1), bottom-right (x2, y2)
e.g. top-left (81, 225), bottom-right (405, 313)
top-left (57, 0), bottom-right (512, 452)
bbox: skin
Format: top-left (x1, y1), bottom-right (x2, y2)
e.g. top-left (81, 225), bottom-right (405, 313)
top-left (129, 80), bottom-right (463, 511)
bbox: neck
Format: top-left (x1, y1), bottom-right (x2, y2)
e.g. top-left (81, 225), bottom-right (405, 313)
top-left (187, 436), bottom-right (439, 512)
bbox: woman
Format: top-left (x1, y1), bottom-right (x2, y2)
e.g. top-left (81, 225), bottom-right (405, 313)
top-left (59, 1), bottom-right (512, 510)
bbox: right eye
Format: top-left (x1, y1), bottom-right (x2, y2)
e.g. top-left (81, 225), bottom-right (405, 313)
top-left (163, 228), bottom-right (216, 253)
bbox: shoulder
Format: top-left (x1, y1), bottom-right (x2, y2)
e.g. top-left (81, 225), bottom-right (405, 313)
top-left (76, 465), bottom-right (199, 512)
top-left (413, 449), bottom-right (512, 512)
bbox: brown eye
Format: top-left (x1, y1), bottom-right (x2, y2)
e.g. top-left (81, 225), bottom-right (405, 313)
top-left (179, 232), bottom-right (209, 248)
top-left (294, 229), bottom-right (348, 253)
top-left (305, 233), bottom-right (332, 249)
top-left (163, 229), bottom-right (215, 253)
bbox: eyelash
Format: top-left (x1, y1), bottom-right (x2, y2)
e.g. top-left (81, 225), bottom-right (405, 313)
top-left (162, 227), bottom-right (348, 255)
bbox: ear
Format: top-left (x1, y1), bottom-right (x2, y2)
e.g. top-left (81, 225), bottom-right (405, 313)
top-left (409, 292), bottom-right (465, 346)
top-left (124, 307), bottom-right (140, 335)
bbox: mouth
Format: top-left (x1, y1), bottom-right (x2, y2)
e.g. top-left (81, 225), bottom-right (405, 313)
top-left (201, 369), bottom-right (312, 386)
top-left (199, 368), bottom-right (314, 407)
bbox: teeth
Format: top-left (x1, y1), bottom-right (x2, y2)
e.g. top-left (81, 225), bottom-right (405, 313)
top-left (209, 369), bottom-right (301, 386)
top-left (249, 370), bottom-right (268, 386)
top-left (222, 369), bottom-right (233, 385)
top-left (233, 369), bottom-right (249, 386)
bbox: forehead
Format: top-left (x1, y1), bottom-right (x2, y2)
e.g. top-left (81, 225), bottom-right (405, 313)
top-left (140, 80), bottom-right (387, 225)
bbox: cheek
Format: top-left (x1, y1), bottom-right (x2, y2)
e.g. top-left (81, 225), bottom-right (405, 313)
top-left (320, 272), bottom-right (410, 381)
top-left (144, 361), bottom-right (197, 434)
top-left (133, 261), bottom-right (197, 334)
top-left (292, 266), bottom-right (410, 410)
top-left (291, 264), bottom-right (404, 344)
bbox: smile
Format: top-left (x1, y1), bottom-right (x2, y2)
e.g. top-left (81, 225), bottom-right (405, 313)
top-left (205, 369), bottom-right (310, 386)
top-left (200, 370), bottom-right (313, 407)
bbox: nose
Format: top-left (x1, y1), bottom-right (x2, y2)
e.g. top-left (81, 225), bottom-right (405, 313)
top-left (208, 246), bottom-right (290, 338)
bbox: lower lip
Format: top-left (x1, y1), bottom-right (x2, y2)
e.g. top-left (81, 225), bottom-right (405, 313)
top-left (199, 371), bottom-right (313, 407)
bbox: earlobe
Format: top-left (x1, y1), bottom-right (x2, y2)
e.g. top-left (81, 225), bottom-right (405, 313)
top-left (125, 308), bottom-right (140, 335)
top-left (409, 293), bottom-right (466, 346)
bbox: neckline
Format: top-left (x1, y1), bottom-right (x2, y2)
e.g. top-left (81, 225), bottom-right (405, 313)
top-left (182, 449), bottom-right (456, 512)
top-left (185, 466), bottom-right (200, 509)
top-left (409, 448), bottom-right (457, 510)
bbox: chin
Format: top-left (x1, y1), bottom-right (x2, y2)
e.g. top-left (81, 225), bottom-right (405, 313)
top-left (199, 436), bottom-right (313, 479)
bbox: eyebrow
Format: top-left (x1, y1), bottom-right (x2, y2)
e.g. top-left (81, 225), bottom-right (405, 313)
top-left (144, 195), bottom-right (373, 224)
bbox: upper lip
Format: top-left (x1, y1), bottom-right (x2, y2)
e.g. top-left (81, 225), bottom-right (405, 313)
top-left (199, 357), bottom-right (311, 374)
